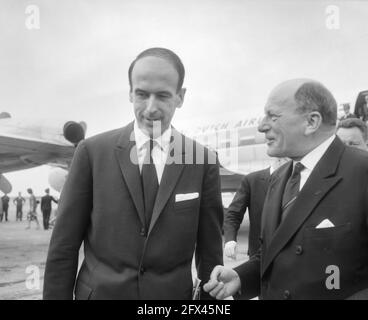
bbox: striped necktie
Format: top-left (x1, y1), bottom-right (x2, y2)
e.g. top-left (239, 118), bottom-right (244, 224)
top-left (280, 162), bottom-right (305, 222)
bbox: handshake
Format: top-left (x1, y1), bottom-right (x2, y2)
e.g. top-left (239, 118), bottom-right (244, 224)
top-left (203, 265), bottom-right (242, 300)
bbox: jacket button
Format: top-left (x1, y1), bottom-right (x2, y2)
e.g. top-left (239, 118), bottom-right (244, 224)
top-left (283, 290), bottom-right (291, 299)
top-left (140, 267), bottom-right (145, 275)
top-left (295, 245), bottom-right (303, 255)
top-left (140, 227), bottom-right (146, 237)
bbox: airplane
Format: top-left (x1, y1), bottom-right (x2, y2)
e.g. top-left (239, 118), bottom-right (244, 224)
top-left (181, 116), bottom-right (271, 194)
top-left (0, 112), bottom-right (86, 194)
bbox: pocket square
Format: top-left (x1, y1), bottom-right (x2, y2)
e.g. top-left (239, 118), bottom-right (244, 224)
top-left (316, 219), bottom-right (335, 229)
top-left (175, 192), bottom-right (199, 202)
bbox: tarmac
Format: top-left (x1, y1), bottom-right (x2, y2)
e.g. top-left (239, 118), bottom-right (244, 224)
top-left (0, 206), bottom-right (250, 300)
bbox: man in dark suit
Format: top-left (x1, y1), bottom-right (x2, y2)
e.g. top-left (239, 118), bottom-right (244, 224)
top-left (1, 194), bottom-right (10, 222)
top-left (224, 168), bottom-right (270, 259)
top-left (40, 188), bottom-right (58, 230)
top-left (204, 78), bottom-right (368, 300)
top-left (224, 159), bottom-right (288, 259)
top-left (43, 48), bottom-right (223, 300)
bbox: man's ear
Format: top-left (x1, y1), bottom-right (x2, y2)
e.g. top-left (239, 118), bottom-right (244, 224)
top-left (129, 90), bottom-right (133, 103)
top-left (176, 88), bottom-right (186, 109)
top-left (305, 111), bottom-right (322, 135)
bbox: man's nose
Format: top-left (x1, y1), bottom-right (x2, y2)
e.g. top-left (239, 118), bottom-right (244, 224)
top-left (146, 95), bottom-right (158, 113)
top-left (258, 117), bottom-right (269, 133)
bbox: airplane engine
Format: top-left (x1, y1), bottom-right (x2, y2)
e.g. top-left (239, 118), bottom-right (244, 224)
top-left (0, 174), bottom-right (12, 194)
top-left (63, 121), bottom-right (85, 145)
top-left (48, 168), bottom-right (68, 193)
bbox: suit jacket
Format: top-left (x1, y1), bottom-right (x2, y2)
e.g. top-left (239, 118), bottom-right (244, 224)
top-left (235, 137), bottom-right (368, 300)
top-left (223, 168), bottom-right (270, 256)
top-left (43, 122), bottom-right (223, 300)
top-left (41, 195), bottom-right (58, 211)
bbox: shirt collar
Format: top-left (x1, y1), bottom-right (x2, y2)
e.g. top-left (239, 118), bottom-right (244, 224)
top-left (296, 134), bottom-right (336, 171)
top-left (133, 121), bottom-right (172, 151)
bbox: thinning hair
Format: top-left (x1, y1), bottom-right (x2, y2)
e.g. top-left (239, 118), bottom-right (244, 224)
top-left (128, 47), bottom-right (185, 92)
top-left (294, 81), bottom-right (337, 126)
top-left (337, 118), bottom-right (368, 141)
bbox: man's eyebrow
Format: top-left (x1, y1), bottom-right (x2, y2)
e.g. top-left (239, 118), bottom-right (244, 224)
top-left (134, 88), bottom-right (147, 93)
top-left (156, 91), bottom-right (172, 96)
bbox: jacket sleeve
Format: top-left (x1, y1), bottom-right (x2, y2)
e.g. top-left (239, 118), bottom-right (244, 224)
top-left (233, 248), bottom-right (261, 299)
top-left (195, 153), bottom-right (224, 300)
top-left (223, 176), bottom-right (250, 242)
top-left (43, 141), bottom-right (93, 300)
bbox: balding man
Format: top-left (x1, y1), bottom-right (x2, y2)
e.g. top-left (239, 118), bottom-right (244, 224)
top-left (204, 79), bottom-right (368, 300)
top-left (336, 118), bottom-right (368, 151)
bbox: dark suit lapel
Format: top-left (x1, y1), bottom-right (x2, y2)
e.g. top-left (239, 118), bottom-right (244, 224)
top-left (114, 122), bottom-right (145, 227)
top-left (260, 168), bottom-right (271, 194)
top-left (148, 128), bottom-right (186, 236)
top-left (261, 137), bottom-right (345, 276)
top-left (261, 162), bottom-right (292, 248)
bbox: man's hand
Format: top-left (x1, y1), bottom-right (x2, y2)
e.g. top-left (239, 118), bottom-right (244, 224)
top-left (203, 265), bottom-right (241, 300)
top-left (224, 241), bottom-right (238, 260)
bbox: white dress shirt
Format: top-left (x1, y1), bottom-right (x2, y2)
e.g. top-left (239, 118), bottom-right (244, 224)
top-left (295, 134), bottom-right (336, 191)
top-left (134, 121), bottom-right (172, 184)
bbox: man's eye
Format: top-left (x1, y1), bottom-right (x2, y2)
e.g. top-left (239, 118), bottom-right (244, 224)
top-left (269, 115), bottom-right (279, 122)
top-left (157, 94), bottom-right (170, 99)
top-left (136, 92), bottom-right (147, 98)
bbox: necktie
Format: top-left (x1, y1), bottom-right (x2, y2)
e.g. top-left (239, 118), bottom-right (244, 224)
top-left (141, 139), bottom-right (159, 228)
top-left (280, 162), bottom-right (305, 222)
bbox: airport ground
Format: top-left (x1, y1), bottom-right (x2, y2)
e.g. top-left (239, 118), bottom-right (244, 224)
top-left (0, 206), bottom-right (250, 300)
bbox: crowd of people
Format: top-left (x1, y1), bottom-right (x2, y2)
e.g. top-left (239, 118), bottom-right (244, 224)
top-left (0, 188), bottom-right (58, 230)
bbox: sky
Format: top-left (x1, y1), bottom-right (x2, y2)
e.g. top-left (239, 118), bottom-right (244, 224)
top-left (1, 0), bottom-right (368, 196)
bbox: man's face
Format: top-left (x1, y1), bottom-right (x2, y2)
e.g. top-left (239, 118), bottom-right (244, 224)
top-left (130, 56), bottom-right (185, 137)
top-left (258, 83), bottom-right (308, 160)
top-left (336, 127), bottom-right (367, 151)
top-left (344, 106), bottom-right (350, 115)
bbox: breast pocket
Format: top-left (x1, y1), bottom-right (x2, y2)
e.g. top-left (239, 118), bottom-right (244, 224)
top-left (304, 222), bottom-right (352, 239)
top-left (175, 198), bottom-right (200, 213)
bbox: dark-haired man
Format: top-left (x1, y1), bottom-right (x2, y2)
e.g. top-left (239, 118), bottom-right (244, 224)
top-left (336, 118), bottom-right (368, 151)
top-left (44, 48), bottom-right (223, 300)
top-left (41, 188), bottom-right (58, 230)
top-left (205, 79), bottom-right (368, 300)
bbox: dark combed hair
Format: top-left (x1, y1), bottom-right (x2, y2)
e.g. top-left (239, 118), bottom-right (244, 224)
top-left (128, 47), bottom-right (185, 92)
top-left (337, 118), bottom-right (368, 141)
top-left (294, 81), bottom-right (337, 126)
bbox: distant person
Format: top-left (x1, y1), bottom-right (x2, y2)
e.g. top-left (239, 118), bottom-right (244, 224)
top-left (26, 188), bottom-right (40, 230)
top-left (1, 194), bottom-right (10, 222)
top-left (356, 95), bottom-right (368, 123)
top-left (13, 192), bottom-right (26, 221)
top-left (339, 104), bottom-right (356, 121)
top-left (224, 158), bottom-right (289, 260)
top-left (336, 118), bottom-right (368, 151)
top-left (41, 188), bottom-right (58, 230)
